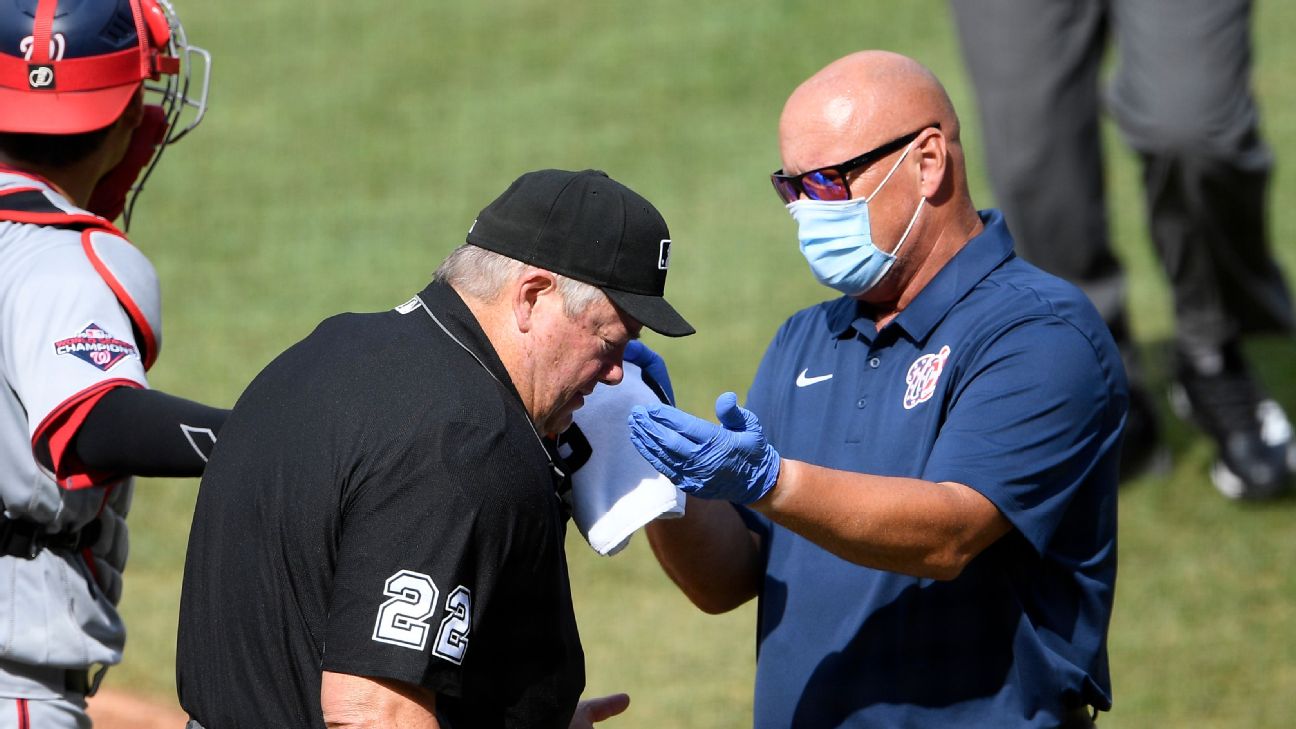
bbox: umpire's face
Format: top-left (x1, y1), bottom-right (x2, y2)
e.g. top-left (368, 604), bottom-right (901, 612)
top-left (525, 279), bottom-right (640, 436)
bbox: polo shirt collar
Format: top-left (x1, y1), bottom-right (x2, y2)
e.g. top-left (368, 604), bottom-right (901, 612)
top-left (825, 209), bottom-right (1015, 344)
top-left (417, 279), bottom-right (525, 406)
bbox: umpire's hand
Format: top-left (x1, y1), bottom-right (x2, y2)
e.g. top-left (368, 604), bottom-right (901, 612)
top-left (569, 693), bottom-right (630, 728)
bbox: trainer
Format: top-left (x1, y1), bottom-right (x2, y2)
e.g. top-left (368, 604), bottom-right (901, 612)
top-left (629, 52), bottom-right (1122, 727)
top-left (177, 169), bottom-right (693, 728)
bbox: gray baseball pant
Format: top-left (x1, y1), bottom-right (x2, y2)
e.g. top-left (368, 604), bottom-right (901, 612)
top-left (0, 697), bottom-right (90, 729)
top-left (950, 0), bottom-right (1293, 361)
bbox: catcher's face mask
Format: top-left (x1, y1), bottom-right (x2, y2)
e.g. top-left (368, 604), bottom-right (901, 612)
top-left (0, 0), bottom-right (211, 226)
top-left (126, 0), bottom-right (213, 226)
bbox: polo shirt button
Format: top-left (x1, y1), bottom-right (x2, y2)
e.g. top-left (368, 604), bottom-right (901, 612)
top-left (869, 357), bottom-right (881, 368)
top-left (856, 398), bottom-right (867, 408)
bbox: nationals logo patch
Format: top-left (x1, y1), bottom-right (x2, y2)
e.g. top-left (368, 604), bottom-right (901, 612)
top-left (54, 323), bottom-right (138, 371)
top-left (903, 345), bottom-right (951, 410)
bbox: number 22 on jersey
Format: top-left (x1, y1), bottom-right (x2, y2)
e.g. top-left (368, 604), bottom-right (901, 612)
top-left (371, 569), bottom-right (472, 664)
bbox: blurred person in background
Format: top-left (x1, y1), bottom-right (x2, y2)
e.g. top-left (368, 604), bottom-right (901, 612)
top-left (950, 0), bottom-right (1295, 499)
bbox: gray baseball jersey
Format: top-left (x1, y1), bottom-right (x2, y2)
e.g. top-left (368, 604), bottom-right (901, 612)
top-left (0, 168), bottom-right (160, 698)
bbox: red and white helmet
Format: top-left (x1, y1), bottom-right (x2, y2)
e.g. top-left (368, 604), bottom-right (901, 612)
top-left (0, 0), bottom-right (209, 139)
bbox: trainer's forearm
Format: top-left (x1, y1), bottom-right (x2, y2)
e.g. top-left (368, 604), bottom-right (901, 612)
top-left (751, 459), bottom-right (1011, 580)
top-left (645, 496), bottom-right (762, 614)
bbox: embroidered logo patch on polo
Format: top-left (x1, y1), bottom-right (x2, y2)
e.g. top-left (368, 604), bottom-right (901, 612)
top-left (903, 345), bottom-right (951, 410)
top-left (54, 323), bottom-right (137, 371)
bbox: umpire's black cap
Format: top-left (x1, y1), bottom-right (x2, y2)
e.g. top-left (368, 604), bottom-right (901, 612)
top-left (465, 169), bottom-right (695, 337)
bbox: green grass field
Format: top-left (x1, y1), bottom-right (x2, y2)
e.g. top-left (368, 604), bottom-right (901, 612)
top-left (112, 1), bottom-right (1296, 726)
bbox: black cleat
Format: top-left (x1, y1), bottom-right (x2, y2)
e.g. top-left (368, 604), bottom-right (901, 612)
top-left (1171, 341), bottom-right (1293, 501)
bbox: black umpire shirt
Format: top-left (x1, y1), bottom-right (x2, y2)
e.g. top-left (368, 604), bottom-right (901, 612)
top-left (177, 280), bottom-right (585, 728)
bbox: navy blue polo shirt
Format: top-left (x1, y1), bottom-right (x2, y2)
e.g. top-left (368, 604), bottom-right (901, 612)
top-left (742, 210), bottom-right (1123, 728)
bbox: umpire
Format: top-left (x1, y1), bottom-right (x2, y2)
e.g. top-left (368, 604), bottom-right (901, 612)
top-left (176, 169), bottom-right (693, 729)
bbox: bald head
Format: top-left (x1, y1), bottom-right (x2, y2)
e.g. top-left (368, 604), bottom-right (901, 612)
top-left (774, 51), bottom-right (984, 318)
top-left (779, 51), bottom-right (961, 175)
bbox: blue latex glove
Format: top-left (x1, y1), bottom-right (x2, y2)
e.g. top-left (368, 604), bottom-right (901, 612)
top-left (623, 340), bottom-right (674, 405)
top-left (627, 391), bottom-right (781, 504)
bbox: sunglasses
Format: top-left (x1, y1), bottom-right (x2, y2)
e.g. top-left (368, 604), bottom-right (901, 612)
top-left (770, 124), bottom-right (939, 204)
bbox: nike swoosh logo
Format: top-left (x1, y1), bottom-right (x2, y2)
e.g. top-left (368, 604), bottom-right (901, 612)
top-left (796, 369), bottom-right (834, 387)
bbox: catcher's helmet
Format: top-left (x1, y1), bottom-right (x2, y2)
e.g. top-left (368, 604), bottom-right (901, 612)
top-left (0, 0), bottom-right (209, 137)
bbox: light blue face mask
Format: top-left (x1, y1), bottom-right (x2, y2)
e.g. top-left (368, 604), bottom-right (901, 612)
top-left (787, 140), bottom-right (925, 296)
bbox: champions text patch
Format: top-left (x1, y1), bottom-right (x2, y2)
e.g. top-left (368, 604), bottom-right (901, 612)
top-left (54, 323), bottom-right (138, 371)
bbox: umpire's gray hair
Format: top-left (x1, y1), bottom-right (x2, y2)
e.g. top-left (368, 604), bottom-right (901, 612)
top-left (433, 244), bottom-right (607, 318)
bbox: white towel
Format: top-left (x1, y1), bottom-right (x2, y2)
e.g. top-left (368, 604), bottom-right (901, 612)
top-left (557, 361), bottom-right (685, 556)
